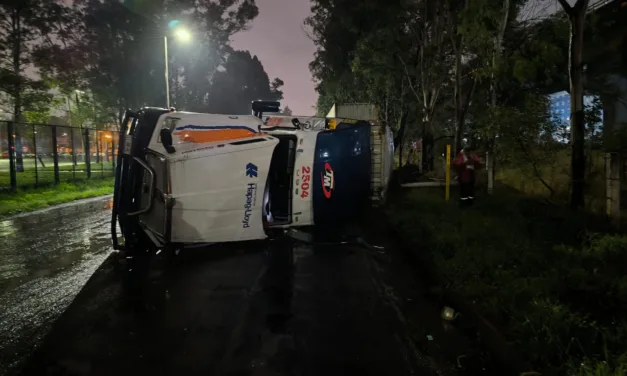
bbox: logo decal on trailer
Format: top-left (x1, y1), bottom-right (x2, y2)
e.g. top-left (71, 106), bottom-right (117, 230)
top-left (245, 162), bottom-right (258, 178)
top-left (243, 162), bottom-right (258, 228)
top-left (300, 166), bottom-right (311, 198)
top-left (321, 163), bottom-right (334, 199)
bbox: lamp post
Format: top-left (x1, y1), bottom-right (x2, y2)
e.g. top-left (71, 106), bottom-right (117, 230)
top-left (164, 25), bottom-right (191, 109)
top-left (164, 36), bottom-right (170, 109)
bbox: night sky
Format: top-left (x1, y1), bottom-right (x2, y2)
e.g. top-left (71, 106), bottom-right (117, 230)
top-left (49, 0), bottom-right (318, 116)
top-left (55, 0), bottom-right (606, 116)
top-left (231, 0), bottom-right (317, 115)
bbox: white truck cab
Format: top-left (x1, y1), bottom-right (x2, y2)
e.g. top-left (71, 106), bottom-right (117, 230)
top-left (111, 101), bottom-right (394, 254)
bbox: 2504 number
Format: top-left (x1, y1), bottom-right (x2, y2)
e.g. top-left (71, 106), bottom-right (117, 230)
top-left (301, 166), bottom-right (311, 198)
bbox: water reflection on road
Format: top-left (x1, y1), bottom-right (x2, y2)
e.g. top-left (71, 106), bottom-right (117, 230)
top-left (0, 197), bottom-right (114, 375)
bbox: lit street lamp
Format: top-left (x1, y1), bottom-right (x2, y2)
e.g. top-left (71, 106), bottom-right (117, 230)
top-left (174, 28), bottom-right (191, 43)
top-left (164, 22), bottom-right (192, 109)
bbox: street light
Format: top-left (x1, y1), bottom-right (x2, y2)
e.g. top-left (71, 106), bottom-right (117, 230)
top-left (174, 28), bottom-right (191, 43)
top-left (164, 23), bottom-right (192, 109)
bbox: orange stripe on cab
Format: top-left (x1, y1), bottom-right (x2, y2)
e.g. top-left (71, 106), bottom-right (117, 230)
top-left (173, 128), bottom-right (257, 144)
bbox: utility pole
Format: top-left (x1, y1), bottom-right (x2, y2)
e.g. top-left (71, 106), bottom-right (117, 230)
top-left (164, 36), bottom-right (170, 109)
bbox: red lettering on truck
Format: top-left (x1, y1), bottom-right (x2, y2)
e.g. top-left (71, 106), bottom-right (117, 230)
top-left (300, 166), bottom-right (311, 198)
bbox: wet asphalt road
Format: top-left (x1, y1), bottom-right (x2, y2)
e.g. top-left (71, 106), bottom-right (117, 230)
top-left (1, 199), bottom-right (492, 376)
top-left (0, 197), bottom-right (114, 375)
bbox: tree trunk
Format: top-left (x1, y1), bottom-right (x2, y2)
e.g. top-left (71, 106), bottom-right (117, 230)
top-left (396, 112), bottom-right (408, 167)
top-left (566, 2), bottom-right (589, 209)
top-left (420, 108), bottom-right (435, 172)
top-left (421, 127), bottom-right (434, 173)
top-left (486, 0), bottom-right (511, 195)
top-left (12, 8), bottom-right (22, 122)
top-left (453, 34), bottom-right (464, 155)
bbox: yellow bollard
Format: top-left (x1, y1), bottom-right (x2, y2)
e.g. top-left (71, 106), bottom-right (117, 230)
top-left (445, 145), bottom-right (451, 201)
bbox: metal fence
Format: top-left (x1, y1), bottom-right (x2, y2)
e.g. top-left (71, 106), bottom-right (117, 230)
top-left (0, 121), bottom-right (119, 190)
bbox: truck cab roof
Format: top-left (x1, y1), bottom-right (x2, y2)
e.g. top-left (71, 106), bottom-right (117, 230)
top-left (147, 112), bottom-right (267, 156)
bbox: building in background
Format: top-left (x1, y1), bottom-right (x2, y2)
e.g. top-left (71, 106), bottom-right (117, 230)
top-left (548, 91), bottom-right (603, 142)
top-left (549, 91), bottom-right (602, 124)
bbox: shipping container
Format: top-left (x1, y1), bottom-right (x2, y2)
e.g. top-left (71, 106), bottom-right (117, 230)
top-left (326, 103), bottom-right (380, 122)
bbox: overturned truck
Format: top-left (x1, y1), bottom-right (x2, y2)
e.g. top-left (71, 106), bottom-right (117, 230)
top-left (111, 101), bottom-right (394, 255)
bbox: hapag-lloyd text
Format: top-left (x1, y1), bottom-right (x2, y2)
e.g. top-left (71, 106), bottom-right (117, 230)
top-left (242, 183), bottom-right (257, 228)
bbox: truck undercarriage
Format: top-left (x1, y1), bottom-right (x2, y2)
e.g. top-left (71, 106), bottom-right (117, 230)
top-left (265, 135), bottom-right (297, 227)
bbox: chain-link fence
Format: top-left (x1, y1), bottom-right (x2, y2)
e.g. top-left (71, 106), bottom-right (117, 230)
top-left (0, 121), bottom-right (119, 190)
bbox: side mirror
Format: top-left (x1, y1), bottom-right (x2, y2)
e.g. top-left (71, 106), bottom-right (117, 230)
top-left (160, 128), bottom-right (176, 154)
top-left (251, 100), bottom-right (281, 118)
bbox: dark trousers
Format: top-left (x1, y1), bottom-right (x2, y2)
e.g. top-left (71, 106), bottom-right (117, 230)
top-left (459, 174), bottom-right (475, 206)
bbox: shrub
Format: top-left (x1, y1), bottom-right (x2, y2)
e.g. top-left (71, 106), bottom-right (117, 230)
top-left (387, 189), bottom-right (627, 374)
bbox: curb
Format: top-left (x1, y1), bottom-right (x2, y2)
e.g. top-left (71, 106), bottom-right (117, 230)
top-left (1, 194), bottom-right (113, 221)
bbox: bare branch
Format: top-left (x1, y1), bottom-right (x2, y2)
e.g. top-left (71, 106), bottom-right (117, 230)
top-left (398, 55), bottom-right (421, 101)
top-left (516, 136), bottom-right (555, 197)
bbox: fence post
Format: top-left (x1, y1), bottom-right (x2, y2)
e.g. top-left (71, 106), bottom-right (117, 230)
top-left (95, 131), bottom-right (100, 163)
top-left (51, 125), bottom-right (60, 184)
top-left (70, 128), bottom-right (76, 180)
top-left (7, 121), bottom-right (16, 190)
top-left (84, 128), bottom-right (91, 179)
top-left (32, 124), bottom-right (38, 186)
top-left (15, 124), bottom-right (23, 173)
top-left (111, 135), bottom-right (116, 175)
top-left (96, 131), bottom-right (102, 176)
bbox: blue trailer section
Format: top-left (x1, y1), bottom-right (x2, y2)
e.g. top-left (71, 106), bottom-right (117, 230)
top-left (312, 123), bottom-right (372, 225)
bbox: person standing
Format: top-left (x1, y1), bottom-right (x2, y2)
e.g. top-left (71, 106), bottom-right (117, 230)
top-left (453, 145), bottom-right (481, 206)
top-left (407, 140), bottom-right (418, 165)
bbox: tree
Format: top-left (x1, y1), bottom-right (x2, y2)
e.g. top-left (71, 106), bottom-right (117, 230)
top-left (308, 0), bottom-right (453, 169)
top-left (21, 86), bottom-right (59, 124)
top-left (282, 106), bottom-right (293, 115)
top-left (448, 0), bottom-right (533, 194)
top-left (349, 1), bottom-right (414, 158)
top-left (306, 0), bottom-right (582, 191)
top-left (206, 51), bottom-right (283, 115)
top-left (0, 0), bottom-right (69, 121)
top-left (496, 94), bottom-right (559, 196)
top-left (556, 0), bottom-right (591, 209)
top-left (400, 0), bottom-right (453, 172)
top-left (306, 0), bottom-right (395, 115)
top-left (38, 0), bottom-right (260, 117)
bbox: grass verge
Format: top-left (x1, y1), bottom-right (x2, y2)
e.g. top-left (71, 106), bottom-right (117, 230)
top-left (386, 187), bottom-right (627, 375)
top-left (0, 162), bottom-right (115, 187)
top-left (0, 177), bottom-right (114, 218)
